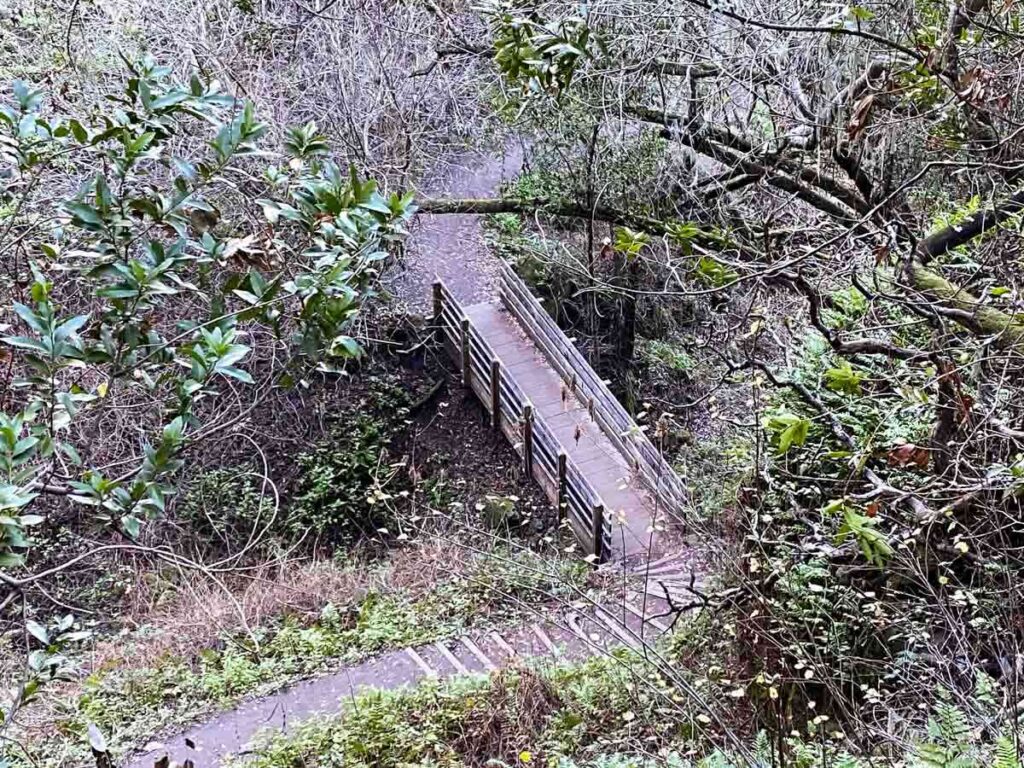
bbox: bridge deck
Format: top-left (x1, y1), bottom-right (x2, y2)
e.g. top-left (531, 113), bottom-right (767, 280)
top-left (464, 301), bottom-right (656, 558)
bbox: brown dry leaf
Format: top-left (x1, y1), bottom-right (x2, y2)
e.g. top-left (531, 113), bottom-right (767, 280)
top-left (846, 94), bottom-right (876, 141)
top-left (222, 235), bottom-right (258, 261)
top-left (887, 443), bottom-right (930, 470)
top-left (958, 393), bottom-right (974, 423)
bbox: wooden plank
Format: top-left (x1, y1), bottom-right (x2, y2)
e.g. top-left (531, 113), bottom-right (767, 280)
top-left (432, 282), bottom-right (443, 340)
top-left (523, 403), bottom-right (533, 475)
top-left (434, 641), bottom-right (470, 675)
top-left (491, 359), bottom-right (501, 429)
top-left (557, 451), bottom-right (567, 524)
top-left (499, 264), bottom-right (687, 519)
top-left (461, 318), bottom-right (471, 388)
top-left (592, 503), bottom-right (605, 562)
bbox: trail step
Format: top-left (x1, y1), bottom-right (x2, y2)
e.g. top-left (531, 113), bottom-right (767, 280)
top-left (459, 636), bottom-right (497, 671)
top-left (531, 623), bottom-right (558, 654)
top-left (622, 599), bottom-right (669, 633)
top-left (435, 641), bottom-right (470, 675)
top-left (594, 608), bottom-right (642, 649)
top-left (489, 631), bottom-right (518, 658)
top-left (405, 647), bottom-right (437, 677)
top-left (628, 552), bottom-right (684, 573)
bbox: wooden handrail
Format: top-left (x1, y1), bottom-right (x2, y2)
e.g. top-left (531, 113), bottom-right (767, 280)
top-left (497, 263), bottom-right (687, 522)
top-left (432, 279), bottom-right (609, 559)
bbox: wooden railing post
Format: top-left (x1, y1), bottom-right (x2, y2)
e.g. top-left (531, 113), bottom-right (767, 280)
top-left (432, 281), bottom-right (443, 340)
top-left (522, 403), bottom-right (533, 475)
top-left (490, 359), bottom-right (501, 429)
top-left (557, 451), bottom-right (567, 524)
top-left (592, 503), bottom-right (605, 562)
top-left (461, 318), bottom-right (471, 388)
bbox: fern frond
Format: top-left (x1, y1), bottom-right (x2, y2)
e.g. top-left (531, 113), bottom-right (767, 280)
top-left (994, 734), bottom-right (1021, 768)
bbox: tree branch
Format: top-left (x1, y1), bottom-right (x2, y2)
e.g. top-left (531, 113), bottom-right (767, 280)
top-left (917, 185), bottom-right (1024, 261)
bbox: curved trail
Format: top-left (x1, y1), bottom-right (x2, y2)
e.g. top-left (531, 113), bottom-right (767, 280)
top-left (127, 149), bottom-right (701, 768)
top-left (389, 144), bottom-right (524, 311)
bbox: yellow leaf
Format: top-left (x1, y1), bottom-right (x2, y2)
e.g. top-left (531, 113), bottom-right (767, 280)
top-left (519, 751), bottom-right (532, 763)
top-left (97, 381), bottom-right (108, 397)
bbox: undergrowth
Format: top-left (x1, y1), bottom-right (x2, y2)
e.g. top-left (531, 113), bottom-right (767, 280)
top-left (230, 648), bottom-right (1024, 768)
top-left (232, 652), bottom-right (689, 768)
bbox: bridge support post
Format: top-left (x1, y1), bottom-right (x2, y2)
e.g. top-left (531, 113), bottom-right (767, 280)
top-left (522, 404), bottom-right (533, 476)
top-left (490, 359), bottom-right (501, 429)
top-left (432, 282), bottom-right (443, 341)
top-left (461, 318), bottom-right (471, 389)
top-left (557, 451), bottom-right (567, 524)
top-left (591, 503), bottom-right (605, 563)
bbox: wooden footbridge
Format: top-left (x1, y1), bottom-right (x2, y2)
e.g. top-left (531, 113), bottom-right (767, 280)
top-left (433, 264), bottom-right (687, 561)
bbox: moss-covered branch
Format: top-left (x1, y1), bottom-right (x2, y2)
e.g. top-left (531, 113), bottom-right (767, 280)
top-left (906, 263), bottom-right (1024, 345)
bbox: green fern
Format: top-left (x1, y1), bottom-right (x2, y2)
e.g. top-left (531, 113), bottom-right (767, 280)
top-left (914, 703), bottom-right (976, 768)
top-left (752, 730), bottom-right (773, 763)
top-left (914, 742), bottom-right (976, 768)
top-left (994, 735), bottom-right (1021, 768)
top-left (833, 755), bottom-right (867, 768)
top-left (931, 703), bottom-right (972, 745)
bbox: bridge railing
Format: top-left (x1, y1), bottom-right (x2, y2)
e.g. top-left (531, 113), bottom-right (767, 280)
top-left (497, 263), bottom-right (687, 522)
top-left (433, 280), bottom-right (610, 560)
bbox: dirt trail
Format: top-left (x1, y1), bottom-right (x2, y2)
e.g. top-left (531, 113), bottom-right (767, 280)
top-left (388, 143), bottom-right (524, 311)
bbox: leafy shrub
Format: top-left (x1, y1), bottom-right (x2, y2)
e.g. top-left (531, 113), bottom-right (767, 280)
top-left (177, 469), bottom-right (274, 547)
top-left (287, 376), bottom-right (412, 543)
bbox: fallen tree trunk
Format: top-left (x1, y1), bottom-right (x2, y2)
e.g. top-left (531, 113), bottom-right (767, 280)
top-left (906, 263), bottom-right (1024, 346)
top-left (415, 196), bottom-right (730, 251)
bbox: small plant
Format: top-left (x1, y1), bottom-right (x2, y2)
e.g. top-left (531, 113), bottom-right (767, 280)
top-left (640, 339), bottom-right (693, 375)
top-left (288, 377), bottom-right (412, 543)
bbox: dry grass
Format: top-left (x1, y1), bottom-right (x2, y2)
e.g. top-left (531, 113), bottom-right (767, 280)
top-left (452, 664), bottom-right (562, 766)
top-left (84, 537), bottom-right (467, 674)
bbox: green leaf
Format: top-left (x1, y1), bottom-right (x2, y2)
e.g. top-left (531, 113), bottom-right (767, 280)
top-left (2, 336), bottom-right (49, 354)
top-left (64, 202), bottom-right (104, 227)
top-left (824, 361), bottom-right (865, 396)
top-left (216, 365), bottom-right (255, 384)
top-left (120, 515), bottom-right (141, 538)
top-left (778, 419), bottom-right (808, 454)
top-left (25, 620), bottom-right (49, 646)
top-left (330, 335), bottom-right (361, 357)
